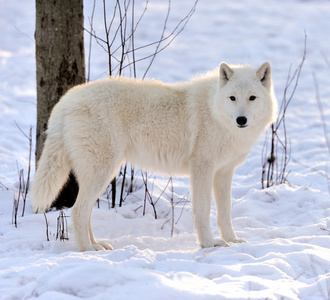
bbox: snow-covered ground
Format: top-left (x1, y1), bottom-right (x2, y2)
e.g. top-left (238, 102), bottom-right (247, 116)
top-left (1, 0), bottom-right (330, 299)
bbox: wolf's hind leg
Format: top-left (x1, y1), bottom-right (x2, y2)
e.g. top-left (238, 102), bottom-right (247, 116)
top-left (71, 152), bottom-right (122, 251)
top-left (71, 177), bottom-right (113, 251)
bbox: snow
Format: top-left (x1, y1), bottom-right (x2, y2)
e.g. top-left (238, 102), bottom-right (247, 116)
top-left (1, 0), bottom-right (330, 299)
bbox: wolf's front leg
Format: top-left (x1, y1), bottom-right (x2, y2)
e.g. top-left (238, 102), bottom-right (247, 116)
top-left (191, 163), bottom-right (228, 248)
top-left (213, 167), bottom-right (247, 244)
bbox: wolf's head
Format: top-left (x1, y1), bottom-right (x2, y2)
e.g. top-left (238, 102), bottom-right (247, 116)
top-left (213, 62), bottom-right (277, 132)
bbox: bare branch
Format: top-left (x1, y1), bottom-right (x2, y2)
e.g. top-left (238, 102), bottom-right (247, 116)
top-left (275, 31), bottom-right (307, 131)
top-left (87, 0), bottom-right (97, 82)
top-left (44, 213), bottom-right (50, 241)
top-left (103, 0), bottom-right (112, 75)
top-left (142, 0), bottom-right (171, 79)
top-left (261, 32), bottom-right (307, 188)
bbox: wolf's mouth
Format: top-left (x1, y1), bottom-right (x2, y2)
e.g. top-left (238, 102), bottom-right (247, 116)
top-left (237, 125), bottom-right (248, 129)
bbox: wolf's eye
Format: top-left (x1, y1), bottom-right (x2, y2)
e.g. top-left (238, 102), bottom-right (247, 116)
top-left (249, 95), bottom-right (256, 101)
top-left (229, 96), bottom-right (236, 101)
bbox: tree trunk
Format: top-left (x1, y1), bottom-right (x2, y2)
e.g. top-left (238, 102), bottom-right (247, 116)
top-left (35, 0), bottom-right (85, 208)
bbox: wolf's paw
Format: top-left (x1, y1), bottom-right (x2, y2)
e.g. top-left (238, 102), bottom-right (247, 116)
top-left (80, 241), bottom-right (113, 252)
top-left (228, 237), bottom-right (248, 244)
top-left (201, 238), bottom-right (229, 248)
top-left (214, 238), bottom-right (230, 247)
top-left (94, 239), bottom-right (114, 251)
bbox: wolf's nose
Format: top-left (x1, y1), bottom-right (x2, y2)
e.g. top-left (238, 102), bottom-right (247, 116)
top-left (236, 116), bottom-right (247, 127)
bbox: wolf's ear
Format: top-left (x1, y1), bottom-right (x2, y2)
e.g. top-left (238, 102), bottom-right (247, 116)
top-left (219, 62), bottom-right (234, 86)
top-left (257, 62), bottom-right (271, 88)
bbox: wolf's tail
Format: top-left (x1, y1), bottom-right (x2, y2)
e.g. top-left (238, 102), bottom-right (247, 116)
top-left (31, 114), bottom-right (71, 213)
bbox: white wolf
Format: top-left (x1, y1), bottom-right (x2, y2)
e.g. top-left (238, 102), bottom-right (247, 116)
top-left (31, 62), bottom-right (277, 251)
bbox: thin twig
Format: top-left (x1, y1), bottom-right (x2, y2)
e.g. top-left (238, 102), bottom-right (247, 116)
top-left (44, 213), bottom-right (50, 241)
top-left (141, 171), bottom-right (157, 219)
top-left (56, 209), bottom-right (69, 241)
top-left (261, 32), bottom-right (307, 188)
top-left (87, 0), bottom-right (96, 82)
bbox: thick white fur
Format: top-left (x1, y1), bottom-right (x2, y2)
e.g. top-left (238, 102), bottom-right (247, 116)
top-left (31, 62), bottom-right (277, 251)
